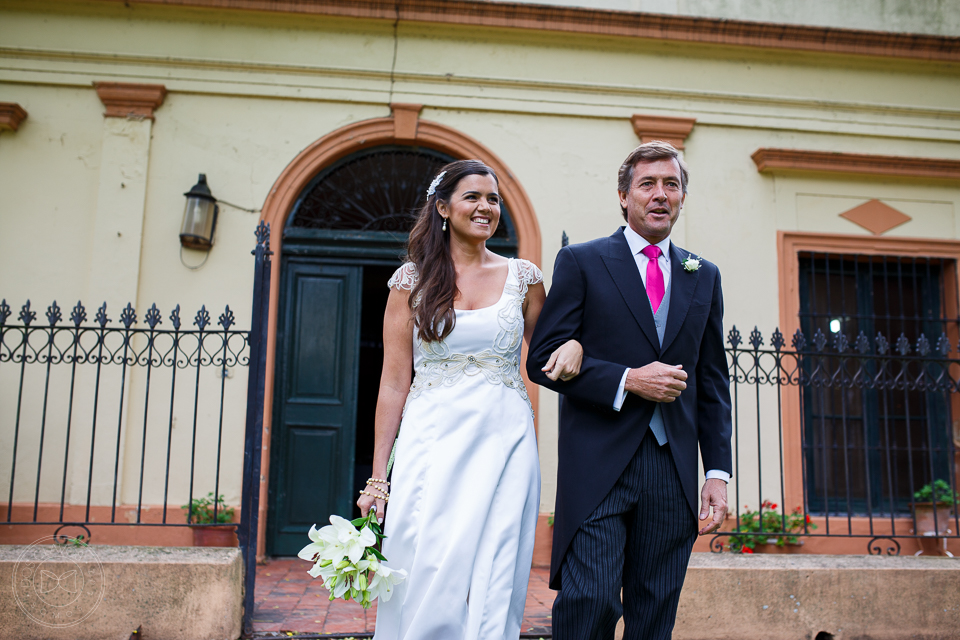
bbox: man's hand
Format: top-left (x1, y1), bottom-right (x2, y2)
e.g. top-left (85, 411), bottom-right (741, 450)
top-left (624, 362), bottom-right (687, 402)
top-left (698, 478), bottom-right (727, 535)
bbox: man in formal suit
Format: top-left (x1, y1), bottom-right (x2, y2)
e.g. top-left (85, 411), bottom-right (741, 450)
top-left (527, 141), bottom-right (732, 640)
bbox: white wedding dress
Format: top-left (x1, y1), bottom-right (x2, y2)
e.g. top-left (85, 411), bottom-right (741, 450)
top-left (374, 258), bottom-right (542, 640)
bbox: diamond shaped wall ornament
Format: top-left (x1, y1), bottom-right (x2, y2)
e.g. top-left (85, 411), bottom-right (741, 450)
top-left (839, 199), bottom-right (911, 235)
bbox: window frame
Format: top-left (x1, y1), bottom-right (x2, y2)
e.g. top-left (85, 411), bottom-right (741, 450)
top-left (778, 231), bottom-right (960, 516)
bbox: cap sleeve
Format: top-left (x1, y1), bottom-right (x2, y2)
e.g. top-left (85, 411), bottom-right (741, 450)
top-left (388, 262), bottom-right (419, 291)
top-left (515, 259), bottom-right (543, 286)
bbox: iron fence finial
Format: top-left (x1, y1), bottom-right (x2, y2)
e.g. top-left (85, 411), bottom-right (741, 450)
top-left (832, 331), bottom-right (849, 354)
top-left (194, 305), bottom-right (211, 331)
top-left (875, 332), bottom-right (889, 355)
top-left (791, 328), bottom-right (805, 351)
top-left (46, 301), bottom-right (62, 327)
top-left (813, 328), bottom-right (827, 352)
top-left (219, 306), bottom-right (236, 331)
top-left (145, 304), bottom-right (162, 330)
top-left (855, 331), bottom-right (870, 354)
top-left (95, 303), bottom-right (110, 328)
top-left (896, 333), bottom-right (911, 357)
top-left (70, 301), bottom-right (87, 327)
top-left (917, 333), bottom-right (930, 357)
top-left (937, 333), bottom-right (951, 357)
top-left (19, 300), bottom-right (36, 326)
top-left (770, 328), bottom-right (785, 351)
top-left (120, 303), bottom-right (137, 329)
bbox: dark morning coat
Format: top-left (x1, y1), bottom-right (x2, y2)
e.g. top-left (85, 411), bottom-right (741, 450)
top-left (526, 227), bottom-right (733, 589)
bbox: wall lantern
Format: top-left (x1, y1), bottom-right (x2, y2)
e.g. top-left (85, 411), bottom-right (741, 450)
top-left (179, 174), bottom-right (219, 250)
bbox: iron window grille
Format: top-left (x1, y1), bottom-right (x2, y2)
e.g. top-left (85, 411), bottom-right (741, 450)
top-left (797, 252), bottom-right (959, 515)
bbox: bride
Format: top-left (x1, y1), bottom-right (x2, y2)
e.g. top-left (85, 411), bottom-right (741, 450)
top-left (357, 160), bottom-right (582, 639)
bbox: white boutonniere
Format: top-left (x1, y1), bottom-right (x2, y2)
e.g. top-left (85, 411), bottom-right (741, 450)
top-left (681, 254), bottom-right (702, 272)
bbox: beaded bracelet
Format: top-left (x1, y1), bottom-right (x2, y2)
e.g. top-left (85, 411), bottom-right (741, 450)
top-left (367, 477), bottom-right (390, 486)
top-left (360, 489), bottom-right (389, 502)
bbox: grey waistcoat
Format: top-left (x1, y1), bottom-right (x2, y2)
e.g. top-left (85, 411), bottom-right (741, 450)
top-left (647, 274), bottom-right (671, 446)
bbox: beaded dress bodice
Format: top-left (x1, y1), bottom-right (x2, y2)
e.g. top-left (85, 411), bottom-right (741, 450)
top-left (388, 258), bottom-right (543, 415)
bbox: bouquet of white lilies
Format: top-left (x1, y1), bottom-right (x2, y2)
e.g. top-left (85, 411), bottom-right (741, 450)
top-left (298, 509), bottom-right (407, 609)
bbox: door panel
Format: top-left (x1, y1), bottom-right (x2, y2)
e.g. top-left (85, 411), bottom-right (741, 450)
top-left (268, 259), bottom-right (361, 555)
top-left (286, 425), bottom-right (340, 524)
top-left (290, 276), bottom-right (344, 400)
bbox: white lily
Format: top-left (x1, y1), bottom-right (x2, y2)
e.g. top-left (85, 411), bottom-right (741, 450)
top-left (308, 558), bottom-right (338, 580)
top-left (297, 524), bottom-right (330, 564)
top-left (368, 563), bottom-right (408, 603)
top-left (328, 572), bottom-right (352, 599)
top-left (299, 510), bottom-right (400, 609)
top-left (329, 514), bottom-right (376, 564)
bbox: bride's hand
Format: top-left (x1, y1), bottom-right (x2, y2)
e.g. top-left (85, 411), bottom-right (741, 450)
top-left (542, 339), bottom-right (583, 381)
top-left (357, 490), bottom-right (386, 525)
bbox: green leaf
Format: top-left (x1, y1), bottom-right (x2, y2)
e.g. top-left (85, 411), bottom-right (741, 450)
top-left (368, 547), bottom-right (387, 562)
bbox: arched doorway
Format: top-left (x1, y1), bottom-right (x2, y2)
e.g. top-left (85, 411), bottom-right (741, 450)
top-left (257, 108), bottom-right (542, 558)
top-left (265, 143), bottom-right (524, 555)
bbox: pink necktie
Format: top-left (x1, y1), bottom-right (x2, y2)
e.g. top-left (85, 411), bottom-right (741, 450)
top-left (641, 245), bottom-right (665, 312)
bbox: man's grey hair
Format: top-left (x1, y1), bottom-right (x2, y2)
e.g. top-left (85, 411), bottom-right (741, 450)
top-left (617, 141), bottom-right (689, 218)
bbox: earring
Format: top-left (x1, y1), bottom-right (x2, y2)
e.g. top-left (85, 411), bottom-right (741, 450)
top-left (442, 218), bottom-right (447, 231)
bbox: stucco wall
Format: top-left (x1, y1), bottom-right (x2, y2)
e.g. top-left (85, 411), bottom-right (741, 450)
top-left (1, 1), bottom-right (959, 518)
top-left (507, 0), bottom-right (960, 37)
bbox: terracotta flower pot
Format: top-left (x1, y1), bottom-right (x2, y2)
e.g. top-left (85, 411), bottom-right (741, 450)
top-left (912, 502), bottom-right (954, 537)
top-left (192, 525), bottom-right (238, 547)
top-left (753, 541), bottom-right (803, 554)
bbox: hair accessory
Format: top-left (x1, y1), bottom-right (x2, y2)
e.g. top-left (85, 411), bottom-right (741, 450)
top-left (442, 217), bottom-right (447, 231)
top-left (426, 171), bottom-right (446, 197)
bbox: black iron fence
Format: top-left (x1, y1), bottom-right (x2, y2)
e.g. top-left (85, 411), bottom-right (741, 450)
top-left (713, 325), bottom-right (960, 555)
top-left (3, 232), bottom-right (958, 626)
top-left (0, 222), bottom-right (271, 633)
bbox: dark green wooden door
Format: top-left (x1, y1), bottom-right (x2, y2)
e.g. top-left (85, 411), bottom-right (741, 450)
top-left (268, 258), bottom-right (361, 555)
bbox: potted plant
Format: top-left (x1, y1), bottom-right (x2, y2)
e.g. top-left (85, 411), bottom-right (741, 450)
top-left (912, 479), bottom-right (957, 537)
top-left (182, 492), bottom-right (237, 547)
top-left (726, 501), bottom-right (817, 554)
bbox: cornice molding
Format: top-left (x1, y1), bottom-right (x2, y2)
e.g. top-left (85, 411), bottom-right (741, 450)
top-left (0, 102), bottom-right (28, 131)
top-left (752, 148), bottom-right (960, 180)
top-left (94, 82), bottom-right (167, 119)
top-left (630, 114), bottom-right (696, 149)
top-left (77, 0), bottom-right (960, 63)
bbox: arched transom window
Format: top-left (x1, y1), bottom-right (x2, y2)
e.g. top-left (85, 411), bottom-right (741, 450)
top-left (288, 145), bottom-right (516, 241)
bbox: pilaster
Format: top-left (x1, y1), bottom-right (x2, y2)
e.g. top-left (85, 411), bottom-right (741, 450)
top-left (88, 82), bottom-right (166, 309)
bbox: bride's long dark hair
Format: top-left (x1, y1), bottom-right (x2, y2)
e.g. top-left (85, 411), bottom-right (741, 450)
top-left (406, 159), bottom-right (500, 342)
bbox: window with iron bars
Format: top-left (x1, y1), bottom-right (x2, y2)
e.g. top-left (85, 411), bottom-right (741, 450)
top-left (797, 252), bottom-right (958, 515)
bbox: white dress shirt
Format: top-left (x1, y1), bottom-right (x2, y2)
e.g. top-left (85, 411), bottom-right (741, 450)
top-left (612, 225), bottom-right (730, 483)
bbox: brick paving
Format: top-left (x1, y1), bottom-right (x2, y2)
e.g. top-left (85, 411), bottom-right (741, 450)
top-left (254, 558), bottom-right (555, 636)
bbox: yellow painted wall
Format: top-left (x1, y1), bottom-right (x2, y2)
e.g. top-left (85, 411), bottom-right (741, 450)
top-left (1, 1), bottom-right (959, 517)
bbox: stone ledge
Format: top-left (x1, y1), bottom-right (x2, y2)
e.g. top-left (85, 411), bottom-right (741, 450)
top-left (0, 545), bottom-right (242, 640)
top-left (673, 553), bottom-right (960, 640)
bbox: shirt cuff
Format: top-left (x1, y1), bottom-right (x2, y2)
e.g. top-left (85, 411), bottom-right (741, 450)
top-left (613, 368), bottom-right (630, 411)
top-left (705, 470), bottom-right (730, 483)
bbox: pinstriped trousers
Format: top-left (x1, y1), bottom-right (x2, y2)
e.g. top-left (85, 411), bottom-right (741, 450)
top-left (552, 432), bottom-right (697, 640)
